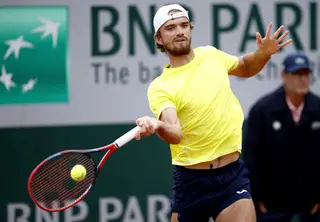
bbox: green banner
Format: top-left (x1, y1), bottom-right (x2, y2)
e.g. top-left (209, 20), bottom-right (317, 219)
top-left (3, 124), bottom-right (172, 222)
top-left (0, 7), bottom-right (69, 105)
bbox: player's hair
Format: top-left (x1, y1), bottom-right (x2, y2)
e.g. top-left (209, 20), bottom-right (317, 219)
top-left (155, 22), bottom-right (194, 53)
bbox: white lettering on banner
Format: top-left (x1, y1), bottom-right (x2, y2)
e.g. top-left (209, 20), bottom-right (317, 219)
top-left (0, 0), bottom-right (319, 127)
top-left (7, 203), bottom-right (31, 222)
top-left (123, 197), bottom-right (144, 222)
top-left (64, 201), bottom-right (89, 222)
top-left (148, 195), bottom-right (171, 222)
top-left (7, 195), bottom-right (171, 222)
top-left (36, 207), bottom-right (59, 222)
top-left (100, 197), bottom-right (123, 222)
top-left (100, 196), bottom-right (171, 222)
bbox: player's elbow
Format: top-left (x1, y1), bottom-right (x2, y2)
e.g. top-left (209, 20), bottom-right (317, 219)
top-left (169, 135), bottom-right (183, 144)
top-left (171, 130), bottom-right (184, 144)
top-left (229, 66), bottom-right (255, 78)
top-left (158, 131), bottom-right (183, 144)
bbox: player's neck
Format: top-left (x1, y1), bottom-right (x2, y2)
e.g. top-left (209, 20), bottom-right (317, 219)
top-left (168, 49), bottom-right (195, 68)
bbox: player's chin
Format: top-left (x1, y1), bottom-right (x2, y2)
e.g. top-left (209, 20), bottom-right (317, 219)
top-left (170, 47), bottom-right (191, 56)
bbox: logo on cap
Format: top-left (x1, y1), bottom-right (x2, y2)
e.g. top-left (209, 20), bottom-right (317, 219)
top-left (295, 57), bottom-right (305, 65)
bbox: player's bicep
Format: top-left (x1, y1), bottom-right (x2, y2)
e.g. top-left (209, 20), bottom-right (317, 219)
top-left (159, 107), bottom-right (181, 129)
top-left (229, 56), bottom-right (248, 77)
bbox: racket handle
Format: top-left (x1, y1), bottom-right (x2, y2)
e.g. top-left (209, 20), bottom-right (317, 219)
top-left (115, 126), bottom-right (141, 148)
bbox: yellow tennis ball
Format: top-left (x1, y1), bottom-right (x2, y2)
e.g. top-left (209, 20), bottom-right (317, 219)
top-left (70, 164), bottom-right (87, 182)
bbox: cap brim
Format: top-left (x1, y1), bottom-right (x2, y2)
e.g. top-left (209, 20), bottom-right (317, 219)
top-left (285, 64), bottom-right (312, 73)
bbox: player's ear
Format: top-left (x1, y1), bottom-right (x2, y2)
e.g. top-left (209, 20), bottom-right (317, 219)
top-left (154, 33), bottom-right (163, 45)
top-left (190, 22), bottom-right (194, 31)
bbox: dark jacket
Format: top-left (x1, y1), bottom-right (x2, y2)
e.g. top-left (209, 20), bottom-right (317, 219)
top-left (243, 86), bottom-right (320, 210)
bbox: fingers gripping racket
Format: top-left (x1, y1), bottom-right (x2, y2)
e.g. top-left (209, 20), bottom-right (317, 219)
top-left (28, 126), bottom-right (140, 212)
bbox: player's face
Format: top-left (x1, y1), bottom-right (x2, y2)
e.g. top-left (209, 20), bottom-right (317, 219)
top-left (157, 16), bottom-right (192, 56)
top-left (282, 68), bottom-right (311, 95)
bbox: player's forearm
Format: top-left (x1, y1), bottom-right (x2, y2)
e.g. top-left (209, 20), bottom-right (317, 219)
top-left (156, 121), bottom-right (183, 144)
top-left (241, 49), bottom-right (271, 77)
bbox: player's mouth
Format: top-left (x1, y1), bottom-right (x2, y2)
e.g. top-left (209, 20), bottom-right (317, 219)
top-left (174, 38), bottom-right (187, 43)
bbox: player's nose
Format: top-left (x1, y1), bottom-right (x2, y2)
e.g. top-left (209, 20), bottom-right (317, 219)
top-left (176, 26), bottom-right (184, 36)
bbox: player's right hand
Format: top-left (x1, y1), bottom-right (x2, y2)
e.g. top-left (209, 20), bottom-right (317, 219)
top-left (135, 116), bottom-right (160, 140)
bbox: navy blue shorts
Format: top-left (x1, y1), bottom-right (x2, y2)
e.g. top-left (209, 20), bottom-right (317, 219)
top-left (171, 158), bottom-right (251, 221)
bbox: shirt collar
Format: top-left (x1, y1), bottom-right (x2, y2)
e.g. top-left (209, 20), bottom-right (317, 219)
top-left (286, 96), bottom-right (305, 112)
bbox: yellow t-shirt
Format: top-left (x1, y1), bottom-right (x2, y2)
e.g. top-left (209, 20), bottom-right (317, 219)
top-left (147, 46), bottom-right (244, 166)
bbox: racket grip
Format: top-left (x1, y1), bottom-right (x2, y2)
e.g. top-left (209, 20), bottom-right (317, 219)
top-left (115, 126), bottom-right (141, 148)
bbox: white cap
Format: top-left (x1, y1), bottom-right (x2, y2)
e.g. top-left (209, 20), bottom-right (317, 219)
top-left (153, 4), bottom-right (189, 33)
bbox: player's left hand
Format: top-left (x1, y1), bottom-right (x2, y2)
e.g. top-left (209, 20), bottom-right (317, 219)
top-left (255, 22), bottom-right (292, 57)
top-left (311, 203), bottom-right (320, 215)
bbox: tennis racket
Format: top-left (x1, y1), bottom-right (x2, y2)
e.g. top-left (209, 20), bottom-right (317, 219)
top-left (27, 125), bottom-right (141, 212)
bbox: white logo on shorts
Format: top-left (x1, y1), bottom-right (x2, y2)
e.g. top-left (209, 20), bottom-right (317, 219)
top-left (236, 189), bottom-right (248, 194)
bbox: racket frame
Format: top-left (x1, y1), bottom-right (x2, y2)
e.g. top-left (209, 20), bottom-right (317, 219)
top-left (28, 126), bottom-right (140, 212)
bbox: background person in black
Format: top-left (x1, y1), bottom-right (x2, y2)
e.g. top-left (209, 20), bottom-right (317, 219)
top-left (243, 52), bottom-right (320, 222)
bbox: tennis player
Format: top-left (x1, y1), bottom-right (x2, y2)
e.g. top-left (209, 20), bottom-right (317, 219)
top-left (135, 4), bottom-right (292, 222)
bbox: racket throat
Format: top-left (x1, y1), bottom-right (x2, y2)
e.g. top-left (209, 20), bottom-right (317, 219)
top-left (97, 146), bottom-right (117, 170)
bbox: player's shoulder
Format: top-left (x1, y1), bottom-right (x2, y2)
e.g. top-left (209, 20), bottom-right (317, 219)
top-left (147, 76), bottom-right (166, 95)
top-left (193, 46), bottom-right (226, 64)
top-left (194, 45), bottom-right (218, 55)
top-left (148, 77), bottom-right (160, 90)
top-left (194, 45), bottom-right (234, 62)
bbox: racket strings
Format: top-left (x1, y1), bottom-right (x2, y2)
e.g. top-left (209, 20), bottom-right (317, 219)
top-left (30, 153), bottom-right (96, 210)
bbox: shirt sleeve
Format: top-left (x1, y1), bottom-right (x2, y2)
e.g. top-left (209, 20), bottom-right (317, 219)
top-left (213, 47), bottom-right (240, 72)
top-left (147, 81), bottom-right (176, 120)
